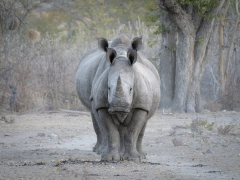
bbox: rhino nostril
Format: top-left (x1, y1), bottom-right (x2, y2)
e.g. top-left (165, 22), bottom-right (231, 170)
top-left (111, 102), bottom-right (129, 107)
top-left (121, 102), bottom-right (128, 107)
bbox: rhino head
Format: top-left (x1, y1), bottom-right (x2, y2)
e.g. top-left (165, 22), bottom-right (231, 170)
top-left (98, 36), bottom-right (142, 122)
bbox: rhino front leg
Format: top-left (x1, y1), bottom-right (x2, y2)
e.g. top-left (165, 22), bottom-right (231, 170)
top-left (98, 109), bottom-right (120, 161)
top-left (137, 123), bottom-right (147, 159)
top-left (118, 125), bottom-right (127, 158)
top-left (124, 109), bottom-right (147, 161)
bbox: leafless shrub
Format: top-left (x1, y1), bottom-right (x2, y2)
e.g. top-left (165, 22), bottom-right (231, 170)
top-left (0, 0), bottom-right (37, 110)
top-left (28, 29), bottom-right (40, 43)
top-left (0, 116), bottom-right (6, 121)
top-left (0, 115), bottom-right (15, 124)
top-left (217, 119), bottom-right (238, 135)
top-left (206, 102), bottom-right (223, 112)
top-left (217, 124), bottom-right (234, 135)
top-left (8, 17), bottom-right (19, 30)
top-left (222, 73), bottom-right (240, 111)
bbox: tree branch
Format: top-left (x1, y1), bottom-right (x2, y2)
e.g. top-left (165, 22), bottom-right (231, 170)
top-left (0, 3), bottom-right (29, 27)
top-left (194, 0), bottom-right (225, 63)
top-left (236, 0), bottom-right (240, 16)
top-left (161, 0), bottom-right (194, 36)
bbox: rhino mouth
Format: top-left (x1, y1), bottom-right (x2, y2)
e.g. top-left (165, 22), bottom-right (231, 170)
top-left (108, 102), bottom-right (130, 114)
top-left (108, 102), bottom-right (131, 123)
top-left (108, 107), bottom-right (130, 114)
top-left (108, 107), bottom-right (130, 123)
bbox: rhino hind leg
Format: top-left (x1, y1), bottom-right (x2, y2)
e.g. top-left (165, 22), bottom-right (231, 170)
top-left (123, 109), bottom-right (147, 161)
top-left (91, 108), bottom-right (109, 155)
top-left (91, 112), bottom-right (102, 153)
top-left (98, 109), bottom-right (121, 161)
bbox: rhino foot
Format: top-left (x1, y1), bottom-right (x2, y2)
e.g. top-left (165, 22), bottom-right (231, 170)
top-left (123, 150), bottom-right (142, 162)
top-left (138, 150), bottom-right (147, 159)
top-left (92, 142), bottom-right (100, 153)
top-left (93, 144), bottom-right (108, 155)
top-left (93, 144), bottom-right (103, 154)
top-left (101, 151), bottom-right (120, 162)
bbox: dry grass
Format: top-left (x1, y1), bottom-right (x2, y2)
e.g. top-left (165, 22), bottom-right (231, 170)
top-left (0, 20), bottom-right (160, 112)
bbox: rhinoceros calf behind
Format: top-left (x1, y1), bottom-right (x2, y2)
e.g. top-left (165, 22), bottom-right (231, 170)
top-left (76, 34), bottom-right (160, 162)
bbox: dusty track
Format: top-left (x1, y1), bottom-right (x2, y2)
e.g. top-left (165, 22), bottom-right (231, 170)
top-left (0, 111), bottom-right (239, 179)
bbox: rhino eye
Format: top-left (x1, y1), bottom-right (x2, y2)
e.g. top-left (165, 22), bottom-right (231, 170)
top-left (108, 87), bottom-right (110, 90)
top-left (130, 87), bottom-right (132, 91)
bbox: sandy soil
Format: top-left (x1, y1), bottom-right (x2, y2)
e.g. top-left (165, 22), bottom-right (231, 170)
top-left (0, 110), bottom-right (240, 180)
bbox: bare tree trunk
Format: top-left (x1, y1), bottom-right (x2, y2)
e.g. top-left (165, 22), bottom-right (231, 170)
top-left (187, 16), bottom-right (217, 113)
top-left (159, 12), bottom-right (176, 109)
top-left (218, 0), bottom-right (230, 90)
top-left (224, 15), bottom-right (240, 85)
top-left (171, 31), bottom-right (194, 113)
top-left (160, 0), bottom-right (225, 113)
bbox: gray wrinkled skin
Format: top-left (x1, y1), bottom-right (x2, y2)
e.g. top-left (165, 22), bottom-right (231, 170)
top-left (76, 35), bottom-right (160, 162)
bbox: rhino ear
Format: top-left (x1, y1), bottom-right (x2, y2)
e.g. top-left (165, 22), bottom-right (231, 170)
top-left (98, 37), bottom-right (108, 52)
top-left (131, 36), bottom-right (142, 51)
top-left (127, 49), bottom-right (137, 65)
top-left (106, 48), bottom-right (117, 64)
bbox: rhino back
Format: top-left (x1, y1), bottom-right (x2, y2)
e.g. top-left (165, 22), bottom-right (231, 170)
top-left (137, 51), bottom-right (160, 83)
top-left (76, 49), bottom-right (107, 110)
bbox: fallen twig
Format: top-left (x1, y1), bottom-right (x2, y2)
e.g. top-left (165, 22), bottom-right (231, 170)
top-left (58, 109), bottom-right (90, 116)
top-left (17, 107), bottom-right (43, 115)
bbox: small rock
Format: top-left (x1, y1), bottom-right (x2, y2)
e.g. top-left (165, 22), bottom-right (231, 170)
top-left (166, 173), bottom-right (174, 178)
top-left (7, 161), bottom-right (15, 166)
top-left (37, 133), bottom-right (45, 137)
top-left (10, 143), bottom-right (16, 147)
top-left (172, 137), bottom-right (184, 146)
top-left (221, 140), bottom-right (228, 147)
top-left (61, 167), bottom-right (68, 171)
top-left (23, 161), bottom-right (31, 166)
top-left (51, 134), bottom-right (58, 137)
top-left (205, 149), bottom-right (213, 154)
top-left (49, 151), bottom-right (59, 156)
top-left (169, 129), bottom-right (176, 136)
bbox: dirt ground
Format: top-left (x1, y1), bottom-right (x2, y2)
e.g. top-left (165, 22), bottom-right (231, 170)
top-left (0, 110), bottom-right (240, 180)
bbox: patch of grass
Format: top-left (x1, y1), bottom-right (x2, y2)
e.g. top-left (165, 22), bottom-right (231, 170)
top-left (190, 117), bottom-right (215, 134)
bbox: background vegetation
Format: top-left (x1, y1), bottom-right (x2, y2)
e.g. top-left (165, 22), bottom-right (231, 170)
top-left (0, 0), bottom-right (239, 113)
top-left (0, 0), bottom-right (160, 112)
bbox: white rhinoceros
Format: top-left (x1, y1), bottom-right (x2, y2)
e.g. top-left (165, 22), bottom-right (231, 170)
top-left (76, 34), bottom-right (160, 161)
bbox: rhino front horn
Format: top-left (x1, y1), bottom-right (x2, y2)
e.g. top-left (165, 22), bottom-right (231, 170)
top-left (116, 76), bottom-right (124, 94)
